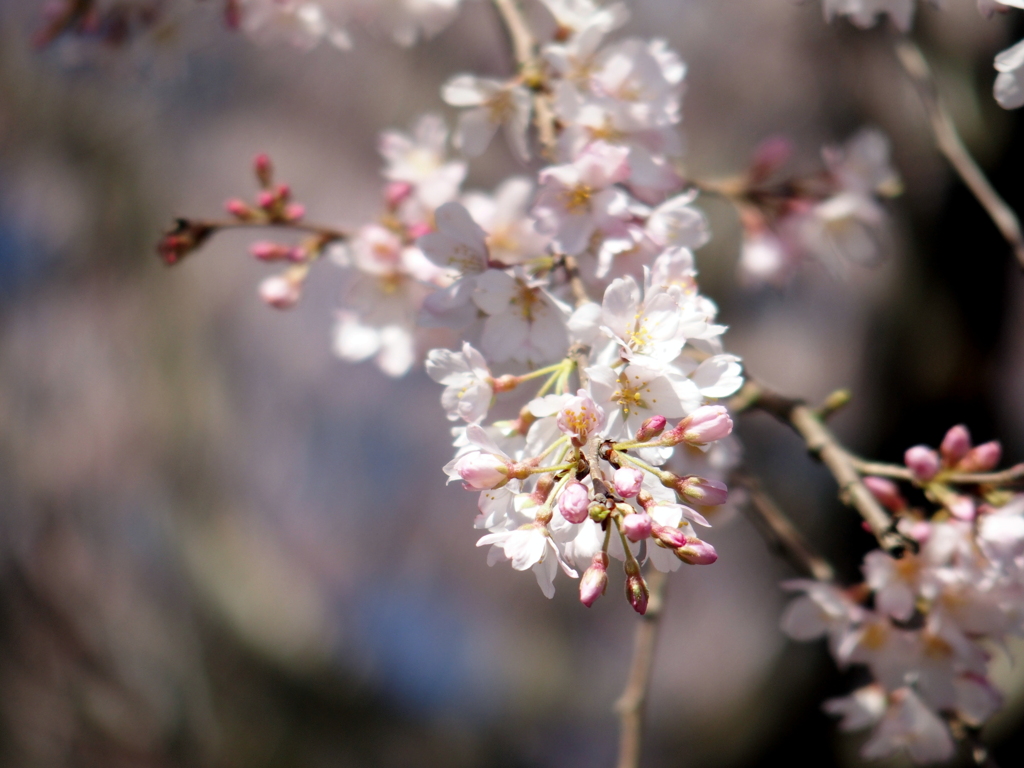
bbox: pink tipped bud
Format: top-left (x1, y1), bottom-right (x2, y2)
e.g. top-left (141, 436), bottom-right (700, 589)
top-left (675, 537), bottom-right (718, 565)
top-left (614, 467), bottom-right (644, 498)
top-left (275, 183), bottom-right (291, 202)
top-left (674, 475), bottom-right (729, 506)
top-left (258, 274), bottom-right (302, 310)
top-left (958, 441), bottom-right (1002, 473)
top-left (669, 406), bottom-right (734, 447)
top-left (625, 571), bottom-right (649, 615)
top-left (257, 190), bottom-right (276, 210)
top-left (622, 512), bottom-right (653, 542)
top-left (940, 425), bottom-right (972, 467)
top-left (579, 552), bottom-right (609, 607)
top-left (947, 494), bottom-right (977, 522)
top-left (635, 415), bottom-right (667, 443)
top-left (283, 203), bottom-right (305, 222)
top-left (407, 221), bottom-right (433, 239)
top-left (905, 446), bottom-right (940, 482)
top-left (651, 522), bottom-right (687, 549)
top-left (453, 452), bottom-right (510, 490)
top-left (254, 153), bottom-right (273, 187)
top-left (749, 135), bottom-right (793, 183)
top-left (558, 481), bottom-right (591, 524)
top-left (225, 198), bottom-right (253, 220)
top-left (250, 241), bottom-right (291, 261)
top-left (863, 476), bottom-right (907, 513)
top-left (385, 181), bottom-right (414, 210)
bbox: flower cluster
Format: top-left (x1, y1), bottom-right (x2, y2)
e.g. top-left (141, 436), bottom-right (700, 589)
top-left (820, 0), bottom-right (1024, 109)
top-left (734, 129), bottom-right (902, 285)
top-left (782, 424), bottom-right (1024, 762)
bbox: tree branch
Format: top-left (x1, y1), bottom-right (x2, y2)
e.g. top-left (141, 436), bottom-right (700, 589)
top-left (491, 0), bottom-right (559, 157)
top-left (893, 35), bottom-right (1024, 270)
top-left (157, 217), bottom-right (347, 265)
top-left (732, 381), bottom-right (916, 558)
top-left (731, 470), bottom-right (835, 582)
top-left (615, 568), bottom-right (667, 768)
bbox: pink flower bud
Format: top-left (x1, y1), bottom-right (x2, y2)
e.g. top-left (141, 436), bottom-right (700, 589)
top-left (257, 190), bottom-right (276, 210)
top-left (749, 135), bottom-right (793, 183)
top-left (651, 522), bottom-right (687, 549)
top-left (579, 552), bottom-right (609, 607)
top-left (254, 153), bottom-right (273, 187)
top-left (625, 571), bottom-right (649, 615)
top-left (674, 475), bottom-right (729, 506)
top-left (863, 476), bottom-right (907, 513)
top-left (225, 198), bottom-right (253, 219)
top-left (673, 406), bottom-right (733, 446)
top-left (675, 537), bottom-right (718, 565)
top-left (453, 452), bottom-right (509, 490)
top-left (407, 221), bottom-right (433, 239)
top-left (905, 446), bottom-right (940, 482)
top-left (258, 274), bottom-right (301, 310)
top-left (940, 425), bottom-right (972, 467)
top-left (946, 494), bottom-right (976, 522)
top-left (558, 481), bottom-right (591, 524)
top-left (622, 512), bottom-right (653, 542)
top-left (635, 415), bottom-right (667, 443)
top-left (385, 181), bottom-right (414, 209)
top-left (614, 467), bottom-right (643, 498)
top-left (957, 441), bottom-right (1001, 473)
top-left (283, 203), bottom-right (305, 222)
top-left (250, 241), bottom-right (290, 261)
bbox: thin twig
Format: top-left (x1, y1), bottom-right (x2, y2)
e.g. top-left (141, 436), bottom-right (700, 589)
top-left (848, 457), bottom-right (1024, 487)
top-left (157, 217), bottom-right (347, 265)
top-left (561, 254), bottom-right (590, 308)
top-left (615, 569), bottom-right (667, 768)
top-left (733, 381), bottom-right (915, 558)
top-left (491, 0), bottom-right (559, 157)
top-left (732, 470), bottom-right (835, 581)
top-left (893, 35), bottom-right (1024, 269)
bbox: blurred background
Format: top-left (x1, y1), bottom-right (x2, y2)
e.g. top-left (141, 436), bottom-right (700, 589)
top-left (0, 0), bottom-right (1023, 765)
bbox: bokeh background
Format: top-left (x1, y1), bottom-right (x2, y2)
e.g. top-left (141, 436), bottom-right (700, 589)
top-left (0, 0), bottom-right (1023, 765)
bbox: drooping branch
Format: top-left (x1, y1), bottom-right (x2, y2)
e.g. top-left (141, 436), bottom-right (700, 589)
top-left (893, 35), bottom-right (1024, 270)
top-left (157, 217), bottom-right (347, 265)
top-left (731, 470), bottom-right (835, 582)
top-left (615, 569), bottom-right (667, 768)
top-left (732, 381), bottom-right (916, 558)
top-left (849, 456), bottom-right (1024, 487)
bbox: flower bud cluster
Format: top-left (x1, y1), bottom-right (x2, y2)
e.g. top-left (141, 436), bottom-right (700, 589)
top-left (782, 423), bottom-right (1023, 764)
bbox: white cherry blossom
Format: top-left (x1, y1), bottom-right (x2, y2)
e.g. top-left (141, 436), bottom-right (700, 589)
top-left (426, 342), bottom-right (494, 423)
top-left (442, 75), bottom-right (533, 160)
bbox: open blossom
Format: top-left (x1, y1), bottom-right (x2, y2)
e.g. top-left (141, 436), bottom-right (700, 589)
top-left (426, 342), bottom-right (494, 423)
top-left (442, 75), bottom-right (533, 160)
top-left (532, 141), bottom-right (632, 255)
top-left (462, 178), bottom-right (551, 266)
top-left (419, 201), bottom-right (492, 325)
top-left (239, 0), bottom-right (352, 50)
top-left (380, 113), bottom-right (466, 212)
top-left (556, 389), bottom-right (607, 442)
top-left (472, 270), bottom-right (571, 364)
top-left (861, 688), bottom-right (955, 763)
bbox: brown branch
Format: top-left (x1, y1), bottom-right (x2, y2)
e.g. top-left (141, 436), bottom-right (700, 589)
top-left (731, 471), bottom-right (835, 582)
top-left (491, 0), bottom-right (559, 157)
top-left (560, 254), bottom-right (590, 308)
top-left (733, 381), bottom-right (915, 558)
top-left (157, 217), bottom-right (347, 265)
top-left (615, 568), bottom-right (667, 768)
top-left (848, 457), bottom-right (1024, 487)
top-left (893, 35), bottom-right (1024, 270)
